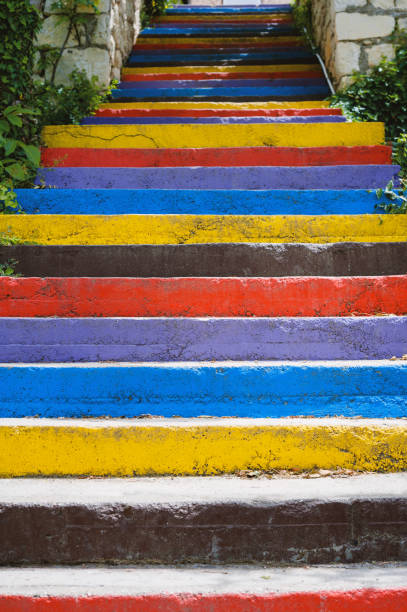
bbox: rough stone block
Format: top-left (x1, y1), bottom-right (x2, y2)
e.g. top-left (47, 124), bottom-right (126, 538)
top-left (367, 43), bottom-right (395, 67)
top-left (90, 13), bottom-right (111, 46)
top-left (336, 13), bottom-right (395, 40)
top-left (371, 0), bottom-right (395, 8)
top-left (335, 42), bottom-right (361, 76)
top-left (53, 47), bottom-right (110, 86)
top-left (36, 15), bottom-right (78, 48)
top-left (44, 0), bottom-right (110, 14)
top-left (334, 0), bottom-right (367, 10)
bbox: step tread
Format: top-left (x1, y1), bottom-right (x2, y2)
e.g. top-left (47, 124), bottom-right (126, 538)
top-left (0, 563), bottom-right (406, 596)
top-left (0, 474), bottom-right (405, 504)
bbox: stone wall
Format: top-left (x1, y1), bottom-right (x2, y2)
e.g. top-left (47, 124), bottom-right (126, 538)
top-left (32, 0), bottom-right (141, 86)
top-left (312, 0), bottom-right (407, 90)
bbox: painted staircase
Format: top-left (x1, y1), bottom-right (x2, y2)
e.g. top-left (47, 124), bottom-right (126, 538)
top-left (0, 2), bottom-right (406, 609)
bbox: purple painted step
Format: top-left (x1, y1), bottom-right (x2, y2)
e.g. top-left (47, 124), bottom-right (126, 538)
top-left (36, 165), bottom-right (400, 190)
top-left (1, 317), bottom-right (406, 362)
top-left (81, 116), bottom-right (347, 125)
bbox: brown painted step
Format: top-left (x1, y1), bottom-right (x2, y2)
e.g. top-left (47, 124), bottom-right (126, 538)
top-left (2, 243), bottom-right (407, 277)
top-left (0, 476), bottom-right (405, 565)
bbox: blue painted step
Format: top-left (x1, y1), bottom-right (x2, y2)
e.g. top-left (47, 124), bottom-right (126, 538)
top-left (15, 189), bottom-right (387, 215)
top-left (111, 85), bottom-right (330, 100)
top-left (1, 362), bottom-right (406, 418)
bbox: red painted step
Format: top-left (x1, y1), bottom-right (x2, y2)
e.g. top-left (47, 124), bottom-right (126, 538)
top-left (93, 107), bottom-right (338, 117)
top-left (1, 590), bottom-right (407, 611)
top-left (41, 146), bottom-right (393, 168)
top-left (2, 276), bottom-right (406, 317)
top-left (121, 70), bottom-right (324, 81)
top-left (133, 40), bottom-right (303, 50)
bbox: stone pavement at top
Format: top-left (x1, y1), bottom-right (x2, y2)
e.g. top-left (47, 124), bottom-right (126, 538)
top-left (0, 2), bottom-right (406, 609)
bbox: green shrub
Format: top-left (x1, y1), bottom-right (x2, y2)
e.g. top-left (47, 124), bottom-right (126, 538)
top-left (331, 32), bottom-right (407, 143)
top-left (0, 0), bottom-right (41, 110)
top-left (292, 0), bottom-right (314, 47)
top-left (32, 70), bottom-right (117, 127)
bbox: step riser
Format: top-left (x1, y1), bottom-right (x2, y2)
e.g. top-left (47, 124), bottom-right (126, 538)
top-left (2, 363), bottom-right (407, 418)
top-left (1, 591), bottom-right (407, 611)
top-left (120, 67), bottom-right (325, 76)
top-left (2, 277), bottom-right (407, 318)
top-left (133, 38), bottom-right (302, 48)
top-left (36, 166), bottom-right (398, 191)
top-left (41, 148), bottom-right (390, 169)
top-left (98, 100), bottom-right (330, 108)
top-left (3, 243), bottom-right (407, 277)
top-left (165, 6), bottom-right (293, 13)
top-left (139, 27), bottom-right (297, 37)
top-left (81, 115), bottom-right (344, 124)
top-left (111, 86), bottom-right (329, 100)
top-left (41, 123), bottom-right (385, 149)
top-left (121, 66), bottom-right (324, 75)
top-left (0, 499), bottom-right (405, 564)
top-left (121, 72), bottom-right (324, 81)
top-left (4, 215), bottom-right (406, 245)
top-left (0, 421), bottom-right (405, 473)
top-left (134, 40), bottom-right (302, 50)
top-left (1, 317), bottom-right (406, 362)
top-left (15, 188), bottom-right (389, 215)
top-left (116, 78), bottom-right (326, 87)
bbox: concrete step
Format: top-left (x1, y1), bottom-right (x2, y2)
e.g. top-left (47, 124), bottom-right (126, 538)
top-left (1, 316), bottom-right (406, 362)
top-left (0, 476), bottom-right (405, 561)
top-left (138, 26), bottom-right (298, 37)
top-left (3, 243), bottom-right (407, 277)
top-left (98, 99), bottom-right (330, 108)
top-left (110, 85), bottom-right (330, 101)
top-left (81, 114), bottom-right (345, 124)
top-left (120, 66), bottom-right (327, 79)
top-left (1, 361), bottom-right (406, 418)
top-left (2, 214), bottom-right (407, 245)
top-left (0, 564), bottom-right (406, 610)
top-left (35, 165), bottom-right (399, 190)
top-left (41, 122), bottom-right (385, 149)
top-left (165, 6), bottom-right (293, 13)
top-left (132, 38), bottom-right (303, 50)
top-left (40, 147), bottom-right (391, 169)
top-left (15, 189), bottom-right (392, 215)
top-left (2, 276), bottom-right (406, 318)
top-left (120, 67), bottom-right (325, 78)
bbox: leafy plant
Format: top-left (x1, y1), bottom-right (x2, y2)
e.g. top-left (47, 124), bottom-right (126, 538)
top-left (0, 106), bottom-right (41, 187)
top-left (0, 0), bottom-right (41, 110)
top-left (331, 32), bottom-right (407, 142)
top-left (0, 259), bottom-right (21, 277)
top-left (142, 0), bottom-right (174, 28)
top-left (375, 178), bottom-right (407, 214)
top-left (32, 70), bottom-right (117, 127)
top-left (292, 0), bottom-right (314, 47)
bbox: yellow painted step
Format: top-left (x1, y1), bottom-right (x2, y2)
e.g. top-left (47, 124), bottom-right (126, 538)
top-left (0, 418), bottom-right (405, 476)
top-left (121, 64), bottom-right (322, 75)
top-left (42, 123), bottom-right (384, 149)
top-left (1, 215), bottom-right (405, 245)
